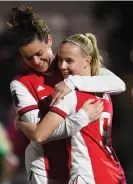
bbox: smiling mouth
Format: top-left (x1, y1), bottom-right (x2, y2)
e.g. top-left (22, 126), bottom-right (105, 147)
top-left (38, 60), bottom-right (49, 67)
top-left (38, 64), bottom-right (44, 68)
top-left (63, 72), bottom-right (69, 75)
top-left (63, 73), bottom-right (70, 78)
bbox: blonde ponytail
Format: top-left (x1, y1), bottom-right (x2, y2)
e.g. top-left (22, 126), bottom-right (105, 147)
top-left (85, 33), bottom-right (101, 76)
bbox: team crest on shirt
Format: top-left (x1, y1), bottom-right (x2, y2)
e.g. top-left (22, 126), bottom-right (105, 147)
top-left (12, 90), bottom-right (19, 107)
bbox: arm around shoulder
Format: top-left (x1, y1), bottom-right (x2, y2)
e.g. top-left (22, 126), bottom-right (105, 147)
top-left (64, 67), bottom-right (126, 94)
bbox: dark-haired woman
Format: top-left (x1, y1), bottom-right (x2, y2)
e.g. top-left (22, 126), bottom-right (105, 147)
top-left (15, 33), bottom-right (126, 184)
top-left (8, 4), bottom-right (125, 184)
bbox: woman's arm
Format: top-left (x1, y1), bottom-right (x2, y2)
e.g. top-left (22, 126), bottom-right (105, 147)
top-left (64, 67), bottom-right (126, 93)
top-left (14, 110), bottom-right (71, 143)
top-left (15, 98), bottom-right (103, 143)
top-left (10, 80), bottom-right (41, 124)
top-left (50, 67), bottom-right (126, 106)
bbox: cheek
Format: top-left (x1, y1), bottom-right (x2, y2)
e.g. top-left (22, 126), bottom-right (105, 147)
top-left (71, 62), bottom-right (84, 73)
top-left (24, 60), bottom-right (35, 70)
top-left (43, 47), bottom-right (52, 58)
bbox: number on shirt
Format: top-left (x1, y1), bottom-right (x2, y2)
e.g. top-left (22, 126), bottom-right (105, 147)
top-left (99, 112), bottom-right (111, 152)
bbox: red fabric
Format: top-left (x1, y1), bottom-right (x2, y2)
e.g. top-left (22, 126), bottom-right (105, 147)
top-left (15, 71), bottom-right (69, 180)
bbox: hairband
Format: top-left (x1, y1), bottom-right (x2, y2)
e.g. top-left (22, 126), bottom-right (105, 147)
top-left (66, 39), bottom-right (92, 60)
top-left (66, 39), bottom-right (89, 56)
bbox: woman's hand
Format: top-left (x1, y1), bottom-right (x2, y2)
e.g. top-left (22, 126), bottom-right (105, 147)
top-left (50, 81), bottom-right (72, 106)
top-left (14, 115), bottom-right (21, 130)
top-left (13, 115), bottom-right (37, 141)
top-left (81, 99), bottom-right (103, 122)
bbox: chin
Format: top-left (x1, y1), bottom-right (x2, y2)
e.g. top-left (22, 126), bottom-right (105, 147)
top-left (63, 74), bottom-right (70, 78)
top-left (38, 66), bottom-right (49, 73)
top-left (40, 69), bottom-right (48, 73)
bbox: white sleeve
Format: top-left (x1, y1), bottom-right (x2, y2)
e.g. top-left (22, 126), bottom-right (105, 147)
top-left (21, 110), bottom-right (40, 125)
top-left (43, 91), bottom-right (89, 142)
top-left (46, 109), bottom-right (89, 142)
top-left (64, 67), bottom-right (126, 94)
top-left (10, 80), bottom-right (40, 124)
top-left (50, 90), bottom-right (77, 117)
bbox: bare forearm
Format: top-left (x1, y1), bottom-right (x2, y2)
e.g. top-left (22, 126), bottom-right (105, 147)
top-left (35, 112), bottom-right (63, 143)
top-left (18, 122), bottom-right (37, 141)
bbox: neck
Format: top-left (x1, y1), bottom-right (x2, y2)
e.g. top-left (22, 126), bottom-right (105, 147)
top-left (82, 67), bottom-right (91, 76)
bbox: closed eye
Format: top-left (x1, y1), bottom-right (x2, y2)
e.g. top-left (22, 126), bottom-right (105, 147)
top-left (66, 59), bottom-right (73, 63)
top-left (36, 51), bottom-right (43, 57)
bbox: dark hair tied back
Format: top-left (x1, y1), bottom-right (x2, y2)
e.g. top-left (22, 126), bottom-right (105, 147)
top-left (12, 4), bottom-right (33, 25)
top-left (7, 4), bottom-right (35, 30)
top-left (7, 4), bottom-right (49, 46)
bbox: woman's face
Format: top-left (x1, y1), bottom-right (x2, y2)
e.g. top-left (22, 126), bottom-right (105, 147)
top-left (20, 38), bottom-right (53, 73)
top-left (58, 43), bottom-right (90, 78)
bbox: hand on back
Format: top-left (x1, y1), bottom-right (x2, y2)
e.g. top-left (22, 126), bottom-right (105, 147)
top-left (81, 99), bottom-right (103, 122)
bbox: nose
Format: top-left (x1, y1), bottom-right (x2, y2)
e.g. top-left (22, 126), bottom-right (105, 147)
top-left (32, 56), bottom-right (41, 65)
top-left (59, 60), bottom-right (67, 70)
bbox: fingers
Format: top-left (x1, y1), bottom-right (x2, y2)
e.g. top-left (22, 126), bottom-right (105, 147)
top-left (94, 113), bottom-right (102, 120)
top-left (14, 115), bottom-right (19, 125)
top-left (51, 81), bottom-right (72, 106)
top-left (94, 103), bottom-right (104, 120)
top-left (14, 115), bottom-right (20, 130)
top-left (50, 91), bottom-right (59, 106)
top-left (50, 91), bottom-right (64, 106)
top-left (96, 104), bottom-right (104, 115)
top-left (84, 99), bottom-right (95, 105)
top-left (84, 99), bottom-right (102, 106)
top-left (93, 99), bottom-right (102, 107)
top-left (96, 101), bottom-right (104, 111)
top-left (83, 99), bottom-right (103, 109)
top-left (51, 90), bottom-right (67, 106)
top-left (89, 105), bottom-right (103, 122)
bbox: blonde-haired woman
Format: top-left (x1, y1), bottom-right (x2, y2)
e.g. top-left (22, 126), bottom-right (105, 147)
top-left (15, 32), bottom-right (126, 184)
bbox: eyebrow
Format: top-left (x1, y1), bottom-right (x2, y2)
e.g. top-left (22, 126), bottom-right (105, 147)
top-left (58, 56), bottom-right (73, 60)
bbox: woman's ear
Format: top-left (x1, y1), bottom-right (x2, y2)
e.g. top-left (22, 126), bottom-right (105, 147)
top-left (86, 55), bottom-right (92, 64)
top-left (84, 55), bottom-right (91, 68)
top-left (47, 34), bottom-right (52, 47)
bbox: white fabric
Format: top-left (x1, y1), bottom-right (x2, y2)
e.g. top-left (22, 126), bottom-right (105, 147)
top-left (10, 80), bottom-right (89, 178)
top-left (52, 91), bottom-right (97, 183)
top-left (64, 67), bottom-right (126, 94)
top-left (47, 109), bottom-right (89, 142)
top-left (52, 91), bottom-right (77, 116)
top-left (70, 133), bottom-right (95, 184)
top-left (69, 175), bottom-right (87, 184)
top-left (29, 172), bottom-right (61, 184)
top-left (10, 80), bottom-right (38, 112)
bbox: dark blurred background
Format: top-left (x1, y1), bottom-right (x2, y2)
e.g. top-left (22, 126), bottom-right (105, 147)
top-left (0, 1), bottom-right (133, 184)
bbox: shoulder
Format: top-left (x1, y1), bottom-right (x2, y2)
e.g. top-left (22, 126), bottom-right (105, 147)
top-left (11, 72), bottom-right (43, 89)
top-left (53, 90), bottom-right (77, 114)
top-left (10, 72), bottom-right (38, 92)
top-left (51, 90), bottom-right (77, 116)
top-left (13, 72), bottom-right (38, 83)
top-left (63, 90), bottom-right (76, 101)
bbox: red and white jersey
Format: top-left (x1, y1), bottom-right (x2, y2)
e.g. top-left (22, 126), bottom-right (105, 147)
top-left (10, 71), bottom-right (89, 181)
top-left (10, 71), bottom-right (69, 180)
top-left (50, 91), bottom-right (125, 184)
top-left (10, 66), bottom-right (126, 182)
